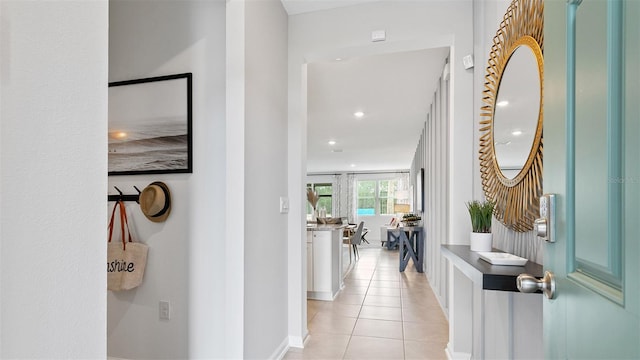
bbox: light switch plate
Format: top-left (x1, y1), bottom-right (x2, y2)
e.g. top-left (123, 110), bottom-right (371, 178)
top-left (463, 54), bottom-right (474, 69)
top-left (159, 301), bottom-right (171, 320)
top-left (279, 196), bottom-right (289, 214)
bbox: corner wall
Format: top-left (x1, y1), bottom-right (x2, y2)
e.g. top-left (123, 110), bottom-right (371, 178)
top-left (0, 1), bottom-right (108, 357)
top-left (242, 0), bottom-right (290, 358)
top-left (108, 1), bottom-right (227, 358)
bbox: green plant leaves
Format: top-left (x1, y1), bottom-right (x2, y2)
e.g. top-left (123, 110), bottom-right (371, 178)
top-left (466, 200), bottom-right (495, 233)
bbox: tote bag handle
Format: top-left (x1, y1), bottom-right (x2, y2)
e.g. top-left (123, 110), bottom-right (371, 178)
top-left (107, 200), bottom-right (133, 250)
top-left (118, 200), bottom-right (133, 250)
top-left (108, 201), bottom-right (120, 243)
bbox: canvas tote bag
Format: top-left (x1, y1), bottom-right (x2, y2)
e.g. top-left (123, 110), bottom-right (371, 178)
top-left (107, 200), bottom-right (149, 291)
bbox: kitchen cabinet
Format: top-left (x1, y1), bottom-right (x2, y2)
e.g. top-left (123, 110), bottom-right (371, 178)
top-left (306, 225), bottom-right (344, 300)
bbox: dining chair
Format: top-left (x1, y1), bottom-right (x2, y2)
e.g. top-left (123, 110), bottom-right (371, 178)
top-left (343, 221), bottom-right (364, 262)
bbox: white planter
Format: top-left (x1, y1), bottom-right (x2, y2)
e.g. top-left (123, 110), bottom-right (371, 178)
top-left (470, 232), bottom-right (493, 252)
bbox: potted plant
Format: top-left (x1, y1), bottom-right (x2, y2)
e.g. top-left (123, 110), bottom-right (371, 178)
top-left (466, 200), bottom-right (495, 252)
top-left (307, 188), bottom-right (319, 221)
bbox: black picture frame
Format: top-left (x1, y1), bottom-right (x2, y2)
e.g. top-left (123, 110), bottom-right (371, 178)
top-left (416, 168), bottom-right (424, 213)
top-left (108, 73), bottom-right (193, 175)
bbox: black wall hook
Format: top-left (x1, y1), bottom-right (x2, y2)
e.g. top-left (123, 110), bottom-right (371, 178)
top-left (108, 186), bottom-right (140, 203)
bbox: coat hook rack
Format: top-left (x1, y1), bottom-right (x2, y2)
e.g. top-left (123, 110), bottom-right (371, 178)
top-left (108, 186), bottom-right (141, 203)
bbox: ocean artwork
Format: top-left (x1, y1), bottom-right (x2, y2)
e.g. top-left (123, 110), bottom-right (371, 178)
top-left (109, 117), bottom-right (188, 172)
top-left (108, 73), bottom-right (192, 175)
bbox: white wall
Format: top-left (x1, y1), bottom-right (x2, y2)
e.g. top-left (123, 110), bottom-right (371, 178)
top-left (108, 0), bottom-right (227, 358)
top-left (412, 68), bottom-right (451, 312)
top-left (111, 2), bottom-right (288, 358)
top-left (0, 1), bottom-right (108, 357)
top-left (288, 0), bottom-right (475, 342)
top-left (242, 0), bottom-right (290, 358)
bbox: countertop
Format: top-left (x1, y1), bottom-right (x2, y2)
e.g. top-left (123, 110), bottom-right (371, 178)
top-left (306, 224), bottom-right (347, 231)
top-left (441, 245), bottom-right (543, 292)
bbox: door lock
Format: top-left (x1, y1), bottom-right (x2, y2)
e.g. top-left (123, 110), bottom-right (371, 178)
top-left (535, 194), bottom-right (556, 243)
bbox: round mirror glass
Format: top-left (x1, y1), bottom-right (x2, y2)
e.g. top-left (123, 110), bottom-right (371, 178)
top-left (492, 45), bottom-right (541, 179)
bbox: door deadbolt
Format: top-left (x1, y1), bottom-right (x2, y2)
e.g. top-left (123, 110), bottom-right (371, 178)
top-left (535, 194), bottom-right (556, 243)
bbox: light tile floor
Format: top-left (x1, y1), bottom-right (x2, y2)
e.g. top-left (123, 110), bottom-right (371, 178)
top-left (285, 244), bottom-right (449, 360)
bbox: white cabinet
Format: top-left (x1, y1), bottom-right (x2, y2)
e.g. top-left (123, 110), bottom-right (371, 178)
top-left (306, 227), bottom-right (344, 300)
top-left (312, 231), bottom-right (332, 292)
top-left (306, 232), bottom-right (313, 291)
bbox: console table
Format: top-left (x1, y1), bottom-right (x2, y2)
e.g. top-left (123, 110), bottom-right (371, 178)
top-left (441, 245), bottom-right (543, 359)
top-left (441, 245), bottom-right (543, 291)
top-left (398, 226), bottom-right (424, 272)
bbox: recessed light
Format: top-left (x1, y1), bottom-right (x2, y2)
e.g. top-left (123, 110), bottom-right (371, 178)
top-left (512, 130), bottom-right (523, 136)
top-left (335, 57), bottom-right (343, 61)
top-left (350, 164), bottom-right (356, 167)
top-left (328, 140), bottom-right (336, 145)
top-left (497, 100), bottom-right (509, 107)
top-left (331, 149), bottom-right (343, 153)
top-left (354, 111), bottom-right (364, 118)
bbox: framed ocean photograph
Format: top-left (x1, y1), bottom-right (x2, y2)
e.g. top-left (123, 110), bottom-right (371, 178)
top-left (108, 73), bottom-right (192, 175)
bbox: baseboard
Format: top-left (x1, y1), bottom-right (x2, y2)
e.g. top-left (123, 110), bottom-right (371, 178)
top-left (270, 336), bottom-right (290, 360)
top-left (288, 331), bottom-right (308, 349)
top-left (445, 343), bottom-right (471, 360)
top-left (307, 291), bottom-right (334, 301)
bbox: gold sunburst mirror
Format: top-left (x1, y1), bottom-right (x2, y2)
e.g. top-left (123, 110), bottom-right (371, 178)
top-left (479, 0), bottom-right (543, 232)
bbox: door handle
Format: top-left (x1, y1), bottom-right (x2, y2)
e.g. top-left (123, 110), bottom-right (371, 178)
top-left (535, 194), bottom-right (556, 243)
top-left (517, 271), bottom-right (556, 299)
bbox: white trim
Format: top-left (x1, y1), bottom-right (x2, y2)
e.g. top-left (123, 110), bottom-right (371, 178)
top-left (225, 1), bottom-right (246, 358)
top-left (445, 344), bottom-right (471, 360)
top-left (288, 331), bottom-right (308, 349)
top-left (270, 337), bottom-right (290, 360)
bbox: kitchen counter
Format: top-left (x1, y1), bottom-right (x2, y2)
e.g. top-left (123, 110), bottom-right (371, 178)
top-left (306, 224), bottom-right (347, 231)
top-left (306, 225), bottom-right (345, 300)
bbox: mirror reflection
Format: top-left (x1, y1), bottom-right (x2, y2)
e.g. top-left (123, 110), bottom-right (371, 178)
top-left (493, 45), bottom-right (541, 179)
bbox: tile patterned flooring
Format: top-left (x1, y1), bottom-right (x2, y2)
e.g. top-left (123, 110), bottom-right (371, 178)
top-left (284, 245), bottom-right (449, 360)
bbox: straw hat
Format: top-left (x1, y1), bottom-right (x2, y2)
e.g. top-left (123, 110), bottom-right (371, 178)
top-left (139, 181), bottom-right (171, 222)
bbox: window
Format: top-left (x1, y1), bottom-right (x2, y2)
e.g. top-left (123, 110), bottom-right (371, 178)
top-left (357, 180), bottom-right (376, 215)
top-left (378, 180), bottom-right (399, 215)
top-left (307, 183), bottom-right (333, 217)
top-left (357, 179), bottom-right (401, 216)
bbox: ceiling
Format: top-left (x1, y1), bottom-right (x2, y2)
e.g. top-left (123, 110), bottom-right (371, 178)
top-left (285, 0), bottom-right (541, 176)
top-left (281, 0), bottom-right (450, 174)
top-left (306, 48), bottom-right (450, 174)
top-left (280, 0), bottom-right (381, 15)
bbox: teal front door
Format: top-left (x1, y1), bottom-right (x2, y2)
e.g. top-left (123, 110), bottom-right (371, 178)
top-left (544, 0), bottom-right (640, 357)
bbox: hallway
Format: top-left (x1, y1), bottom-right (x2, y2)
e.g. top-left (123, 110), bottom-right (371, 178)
top-left (285, 245), bottom-right (449, 359)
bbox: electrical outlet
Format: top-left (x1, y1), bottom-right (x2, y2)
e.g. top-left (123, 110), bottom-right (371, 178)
top-left (159, 301), bottom-right (171, 321)
top-left (371, 29), bottom-right (386, 42)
